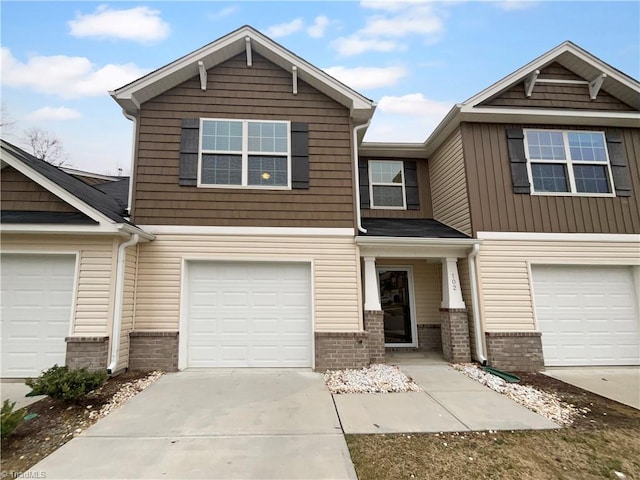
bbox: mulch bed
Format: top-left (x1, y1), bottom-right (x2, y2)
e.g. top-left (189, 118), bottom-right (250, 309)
top-left (1, 372), bottom-right (149, 476)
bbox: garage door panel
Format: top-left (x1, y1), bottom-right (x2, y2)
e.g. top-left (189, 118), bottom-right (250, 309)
top-left (533, 265), bottom-right (639, 367)
top-left (187, 262), bottom-right (312, 368)
top-left (1, 254), bottom-right (75, 377)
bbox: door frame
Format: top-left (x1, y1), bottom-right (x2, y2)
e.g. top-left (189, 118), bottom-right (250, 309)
top-left (376, 265), bottom-right (418, 348)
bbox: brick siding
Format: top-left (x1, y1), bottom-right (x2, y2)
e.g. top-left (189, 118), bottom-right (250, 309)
top-left (417, 324), bottom-right (442, 352)
top-left (129, 331), bottom-right (179, 372)
top-left (485, 332), bottom-right (543, 372)
top-left (314, 332), bottom-right (370, 371)
top-left (65, 336), bottom-right (109, 372)
top-left (364, 310), bottom-right (385, 364)
top-left (440, 308), bottom-right (471, 363)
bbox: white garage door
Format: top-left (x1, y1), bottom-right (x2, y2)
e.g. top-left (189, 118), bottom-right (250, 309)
top-left (532, 265), bottom-right (639, 366)
top-left (1, 254), bottom-right (75, 377)
top-left (186, 261), bottom-right (312, 368)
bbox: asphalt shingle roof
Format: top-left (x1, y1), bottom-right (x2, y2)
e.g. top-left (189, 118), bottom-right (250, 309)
top-left (360, 218), bottom-right (469, 238)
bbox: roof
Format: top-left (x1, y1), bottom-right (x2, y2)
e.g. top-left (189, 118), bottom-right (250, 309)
top-left (94, 178), bottom-right (130, 210)
top-left (1, 140), bottom-right (130, 225)
top-left (359, 218), bottom-right (469, 238)
top-left (111, 25), bottom-right (375, 124)
top-left (424, 41), bottom-right (640, 156)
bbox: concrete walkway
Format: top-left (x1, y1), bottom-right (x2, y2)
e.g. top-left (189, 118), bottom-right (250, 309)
top-left (543, 366), bottom-right (640, 409)
top-left (28, 371), bottom-right (357, 480)
top-left (333, 364), bottom-right (559, 433)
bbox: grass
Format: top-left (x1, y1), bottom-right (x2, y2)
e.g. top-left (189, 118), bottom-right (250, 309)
top-left (346, 427), bottom-right (640, 480)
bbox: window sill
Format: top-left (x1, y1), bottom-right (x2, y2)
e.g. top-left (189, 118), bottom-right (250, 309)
top-left (369, 205), bottom-right (408, 210)
top-left (197, 184), bottom-right (292, 191)
top-left (530, 192), bottom-right (616, 198)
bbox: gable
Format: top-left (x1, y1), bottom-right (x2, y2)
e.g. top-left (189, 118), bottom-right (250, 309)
top-left (480, 62), bottom-right (636, 111)
top-left (1, 166), bottom-right (81, 214)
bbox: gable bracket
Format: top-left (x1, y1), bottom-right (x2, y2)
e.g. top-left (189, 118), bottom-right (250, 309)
top-left (198, 61), bottom-right (207, 91)
top-left (524, 69), bottom-right (540, 97)
top-left (588, 73), bottom-right (607, 100)
top-left (245, 37), bottom-right (252, 67)
top-left (292, 66), bottom-right (298, 95)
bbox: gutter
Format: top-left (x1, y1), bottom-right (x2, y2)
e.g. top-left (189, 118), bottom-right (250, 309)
top-left (356, 236), bottom-right (479, 247)
top-left (352, 120), bottom-right (371, 233)
top-left (107, 233), bottom-right (140, 374)
top-left (468, 243), bottom-right (487, 365)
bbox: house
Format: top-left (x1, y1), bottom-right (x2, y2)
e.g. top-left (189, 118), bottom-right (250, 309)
top-left (1, 26), bottom-right (638, 378)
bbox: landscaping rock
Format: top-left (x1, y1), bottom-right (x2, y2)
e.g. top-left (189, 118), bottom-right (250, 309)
top-left (324, 364), bottom-right (421, 394)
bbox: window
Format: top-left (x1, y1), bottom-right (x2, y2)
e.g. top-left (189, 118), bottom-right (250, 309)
top-left (524, 130), bottom-right (614, 195)
top-left (199, 119), bottom-right (290, 188)
top-left (369, 160), bottom-right (406, 209)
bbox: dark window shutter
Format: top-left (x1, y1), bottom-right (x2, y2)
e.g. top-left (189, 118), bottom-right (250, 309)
top-left (606, 131), bottom-right (631, 197)
top-left (506, 128), bottom-right (531, 194)
top-left (291, 122), bottom-right (309, 189)
top-left (404, 161), bottom-right (420, 210)
top-left (179, 118), bottom-right (199, 186)
top-left (359, 159), bottom-right (370, 209)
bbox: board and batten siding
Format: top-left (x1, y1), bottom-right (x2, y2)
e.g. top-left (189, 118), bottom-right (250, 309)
top-left (1, 167), bottom-right (79, 213)
top-left (480, 63), bottom-right (635, 111)
top-left (0, 234), bottom-right (118, 336)
top-left (117, 245), bottom-right (138, 372)
top-left (132, 53), bottom-right (355, 228)
top-left (134, 234), bottom-right (362, 332)
top-left (477, 239), bottom-right (640, 332)
top-left (462, 123), bottom-right (640, 235)
top-left (376, 259), bottom-right (442, 325)
top-left (428, 129), bottom-right (472, 235)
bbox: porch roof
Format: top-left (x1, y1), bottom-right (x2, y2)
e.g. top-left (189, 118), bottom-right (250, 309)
top-left (359, 218), bottom-right (469, 238)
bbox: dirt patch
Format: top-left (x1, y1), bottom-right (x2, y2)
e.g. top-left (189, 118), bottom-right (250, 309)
top-left (347, 372), bottom-right (640, 480)
top-left (1, 372), bottom-right (152, 476)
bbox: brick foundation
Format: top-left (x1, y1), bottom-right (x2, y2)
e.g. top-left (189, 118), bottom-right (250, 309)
top-left (485, 332), bottom-right (543, 372)
top-left (65, 336), bottom-right (109, 372)
top-left (314, 332), bottom-right (369, 371)
top-left (440, 308), bottom-right (471, 363)
top-left (129, 331), bottom-right (179, 372)
top-left (364, 310), bottom-right (385, 364)
top-left (417, 324), bottom-right (442, 352)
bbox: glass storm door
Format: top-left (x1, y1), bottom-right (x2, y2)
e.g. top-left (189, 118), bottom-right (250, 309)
top-left (377, 268), bottom-right (415, 346)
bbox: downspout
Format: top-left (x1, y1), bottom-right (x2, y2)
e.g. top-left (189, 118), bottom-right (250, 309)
top-left (107, 233), bottom-right (140, 374)
top-left (353, 119), bottom-right (371, 233)
top-left (122, 110), bottom-right (137, 216)
top-left (468, 243), bottom-right (487, 365)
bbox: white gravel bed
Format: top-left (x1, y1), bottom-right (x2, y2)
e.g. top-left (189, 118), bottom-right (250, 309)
top-left (453, 364), bottom-right (589, 426)
top-left (87, 371), bottom-right (163, 420)
top-left (324, 364), bottom-right (421, 394)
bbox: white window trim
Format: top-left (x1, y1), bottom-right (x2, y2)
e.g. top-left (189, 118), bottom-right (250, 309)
top-left (197, 118), bottom-right (292, 190)
top-left (524, 128), bottom-right (615, 198)
top-left (368, 160), bottom-right (407, 210)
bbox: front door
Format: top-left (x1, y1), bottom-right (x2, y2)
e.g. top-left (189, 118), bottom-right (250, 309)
top-left (377, 268), bottom-right (416, 347)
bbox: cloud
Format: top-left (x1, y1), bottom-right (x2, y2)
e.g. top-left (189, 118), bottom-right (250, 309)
top-left (26, 106), bottom-right (82, 121)
top-left (208, 6), bottom-right (237, 20)
top-left (307, 16), bottom-right (331, 38)
top-left (323, 65), bottom-right (407, 90)
top-left (333, 2), bottom-right (447, 56)
top-left (1, 47), bottom-right (148, 98)
top-left (68, 5), bottom-right (170, 42)
top-left (493, 0), bottom-right (539, 11)
top-left (365, 93), bottom-right (454, 142)
top-left (264, 18), bottom-right (304, 38)
top-left (332, 35), bottom-right (401, 56)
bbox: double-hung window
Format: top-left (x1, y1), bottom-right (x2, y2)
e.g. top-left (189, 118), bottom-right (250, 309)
top-left (369, 160), bottom-right (406, 209)
top-left (524, 129), bottom-right (614, 195)
top-left (199, 119), bottom-right (290, 189)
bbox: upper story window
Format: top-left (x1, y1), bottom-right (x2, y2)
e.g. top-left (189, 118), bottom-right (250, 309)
top-left (369, 160), bottom-right (406, 209)
top-left (199, 119), bottom-right (290, 189)
top-left (524, 129), bottom-right (614, 196)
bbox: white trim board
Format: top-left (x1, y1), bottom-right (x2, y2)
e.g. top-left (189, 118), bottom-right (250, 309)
top-left (477, 232), bottom-right (640, 242)
top-left (139, 225), bottom-right (355, 236)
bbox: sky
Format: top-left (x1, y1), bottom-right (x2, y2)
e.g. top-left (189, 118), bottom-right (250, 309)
top-left (1, 1), bottom-right (639, 175)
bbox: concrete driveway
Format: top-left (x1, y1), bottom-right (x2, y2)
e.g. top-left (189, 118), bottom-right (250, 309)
top-left (1, 381), bottom-right (45, 410)
top-left (28, 370), bottom-right (356, 480)
top-left (543, 366), bottom-right (640, 409)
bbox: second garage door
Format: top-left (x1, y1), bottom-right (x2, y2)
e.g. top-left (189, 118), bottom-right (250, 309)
top-left (532, 265), bottom-right (639, 366)
top-left (186, 261), bottom-right (312, 368)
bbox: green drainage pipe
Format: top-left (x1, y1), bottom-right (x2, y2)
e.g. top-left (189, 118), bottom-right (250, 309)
top-left (482, 366), bottom-right (521, 383)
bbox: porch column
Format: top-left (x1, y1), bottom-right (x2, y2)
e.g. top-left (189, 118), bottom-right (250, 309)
top-left (441, 257), bottom-right (466, 309)
top-left (363, 256), bottom-right (381, 311)
top-left (440, 257), bottom-right (471, 363)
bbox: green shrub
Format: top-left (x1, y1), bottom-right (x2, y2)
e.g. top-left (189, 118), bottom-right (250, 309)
top-left (1, 400), bottom-right (25, 438)
top-left (26, 365), bottom-right (107, 403)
